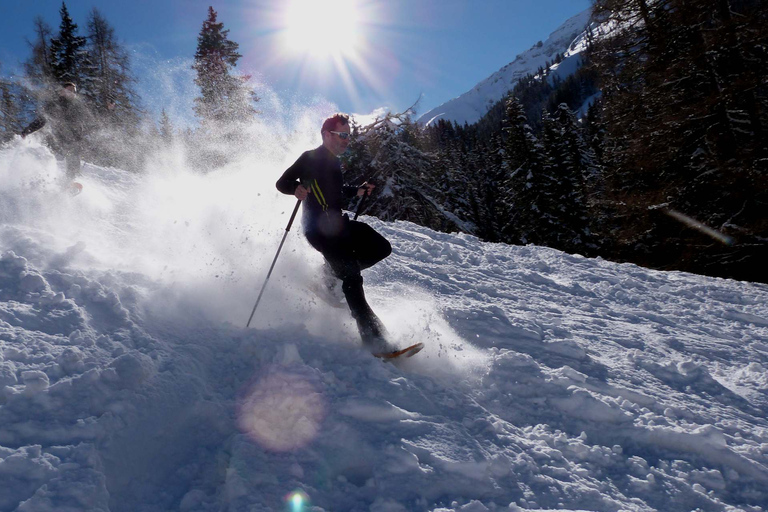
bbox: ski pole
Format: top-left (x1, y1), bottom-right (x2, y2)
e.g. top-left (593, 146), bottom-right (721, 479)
top-left (246, 199), bottom-right (302, 328)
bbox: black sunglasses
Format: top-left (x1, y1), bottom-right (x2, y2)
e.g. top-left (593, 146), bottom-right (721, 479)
top-left (329, 131), bottom-right (350, 140)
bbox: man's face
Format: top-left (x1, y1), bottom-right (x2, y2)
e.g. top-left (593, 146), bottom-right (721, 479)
top-left (322, 123), bottom-right (351, 156)
top-left (60, 85), bottom-right (77, 99)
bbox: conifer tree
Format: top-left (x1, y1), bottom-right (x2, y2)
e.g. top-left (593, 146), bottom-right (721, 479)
top-left (75, 7), bottom-right (146, 169)
top-left (159, 109), bottom-right (175, 145)
top-left (582, 99), bottom-right (610, 251)
top-left (590, 0), bottom-right (768, 278)
top-left (84, 8), bottom-right (138, 122)
top-left (539, 104), bottom-right (593, 253)
top-left (49, 2), bottom-right (88, 87)
top-left (0, 73), bottom-right (24, 142)
top-left (583, 100), bottom-right (605, 166)
top-left (448, 139), bottom-right (482, 234)
top-left (192, 6), bottom-right (256, 126)
top-left (23, 17), bottom-right (55, 89)
top-left (500, 96), bottom-right (548, 245)
top-left (342, 112), bottom-right (464, 233)
top-left (472, 134), bottom-right (506, 242)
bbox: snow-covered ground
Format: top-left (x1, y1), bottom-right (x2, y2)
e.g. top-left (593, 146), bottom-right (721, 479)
top-left (2, 134), bottom-right (768, 512)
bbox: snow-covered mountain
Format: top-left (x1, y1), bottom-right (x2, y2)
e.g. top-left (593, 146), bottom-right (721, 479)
top-left (417, 9), bottom-right (594, 127)
top-left (2, 135), bottom-right (768, 511)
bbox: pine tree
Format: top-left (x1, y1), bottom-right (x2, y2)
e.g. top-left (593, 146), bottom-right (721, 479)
top-left (49, 2), bottom-right (89, 87)
top-left (23, 17), bottom-right (55, 89)
top-left (0, 72), bottom-right (24, 142)
top-left (500, 96), bottom-right (548, 245)
top-left (74, 7), bottom-right (145, 169)
top-left (471, 134), bottom-right (506, 242)
top-left (583, 100), bottom-right (605, 166)
top-left (84, 8), bottom-right (139, 121)
top-left (159, 109), bottom-right (174, 145)
top-left (582, 99), bottom-right (610, 251)
top-left (445, 137), bottom-right (482, 235)
top-left (341, 112), bottom-right (465, 233)
top-left (192, 6), bottom-right (256, 126)
top-left (539, 104), bottom-right (594, 253)
top-left (590, 0), bottom-right (768, 279)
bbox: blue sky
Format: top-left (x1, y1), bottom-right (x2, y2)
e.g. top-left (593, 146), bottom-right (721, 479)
top-left (0, 0), bottom-right (592, 124)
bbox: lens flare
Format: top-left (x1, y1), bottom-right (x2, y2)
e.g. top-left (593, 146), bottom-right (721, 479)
top-left (663, 208), bottom-right (735, 246)
top-left (288, 490), bottom-right (309, 510)
top-left (237, 370), bottom-right (326, 452)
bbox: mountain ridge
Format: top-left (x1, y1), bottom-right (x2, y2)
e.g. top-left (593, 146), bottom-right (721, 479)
top-left (417, 8), bottom-right (593, 126)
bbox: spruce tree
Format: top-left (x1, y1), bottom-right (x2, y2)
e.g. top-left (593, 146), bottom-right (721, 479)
top-left (85, 8), bottom-right (139, 122)
top-left (471, 134), bottom-right (506, 242)
top-left (192, 6), bottom-right (256, 126)
top-left (75, 7), bottom-right (145, 169)
top-left (590, 0), bottom-right (768, 279)
top-left (0, 73), bottom-right (24, 142)
top-left (500, 96), bottom-right (548, 245)
top-left (448, 138), bottom-right (482, 235)
top-left (539, 104), bottom-right (593, 253)
top-left (23, 17), bottom-right (55, 89)
top-left (341, 112), bottom-right (464, 233)
top-left (49, 2), bottom-right (88, 87)
top-left (159, 109), bottom-right (174, 145)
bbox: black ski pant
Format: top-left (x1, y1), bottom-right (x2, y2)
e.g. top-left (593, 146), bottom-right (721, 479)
top-left (56, 136), bottom-right (82, 180)
top-left (306, 220), bottom-right (392, 348)
top-left (64, 148), bottom-right (81, 180)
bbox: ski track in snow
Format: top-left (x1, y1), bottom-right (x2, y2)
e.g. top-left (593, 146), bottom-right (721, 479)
top-left (1, 142), bottom-right (768, 511)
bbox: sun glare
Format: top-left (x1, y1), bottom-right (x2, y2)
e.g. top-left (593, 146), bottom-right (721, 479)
top-left (284, 0), bottom-right (360, 58)
top-left (251, 0), bottom-right (396, 112)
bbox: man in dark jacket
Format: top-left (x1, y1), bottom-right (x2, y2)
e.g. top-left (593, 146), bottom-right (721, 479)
top-left (21, 82), bottom-right (90, 185)
top-left (276, 113), bottom-right (394, 353)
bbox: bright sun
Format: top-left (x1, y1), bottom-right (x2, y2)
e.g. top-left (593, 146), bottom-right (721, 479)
top-left (283, 0), bottom-right (360, 58)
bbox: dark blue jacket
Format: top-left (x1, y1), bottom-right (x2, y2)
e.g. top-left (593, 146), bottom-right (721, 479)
top-left (276, 145), bottom-right (358, 238)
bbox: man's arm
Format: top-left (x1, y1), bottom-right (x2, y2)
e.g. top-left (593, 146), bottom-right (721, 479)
top-left (342, 184), bottom-right (359, 197)
top-left (345, 182), bottom-right (375, 197)
top-left (20, 117), bottom-right (46, 138)
top-left (276, 152), bottom-right (311, 196)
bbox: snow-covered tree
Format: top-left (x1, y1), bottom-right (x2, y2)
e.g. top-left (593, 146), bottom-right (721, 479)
top-left (158, 109), bottom-right (175, 145)
top-left (445, 134), bottom-right (504, 242)
top-left (0, 73), bottom-right (25, 142)
top-left (590, 0), bottom-right (768, 276)
top-left (192, 6), bottom-right (256, 127)
top-left (84, 8), bottom-right (139, 123)
top-left (539, 103), bottom-right (594, 252)
top-left (500, 96), bottom-right (549, 245)
top-left (23, 17), bottom-right (55, 89)
top-left (75, 7), bottom-right (146, 170)
top-left (49, 2), bottom-right (89, 87)
top-left (473, 134), bottom-right (507, 242)
top-left (342, 112), bottom-right (466, 233)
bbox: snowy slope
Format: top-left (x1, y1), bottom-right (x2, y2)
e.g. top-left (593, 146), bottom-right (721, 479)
top-left (2, 137), bottom-right (768, 512)
top-left (417, 9), bottom-right (593, 127)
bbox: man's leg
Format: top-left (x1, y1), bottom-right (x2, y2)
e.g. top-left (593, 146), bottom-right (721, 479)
top-left (347, 221), bottom-right (391, 271)
top-left (322, 249), bottom-right (392, 351)
top-left (63, 146), bottom-right (81, 180)
top-left (340, 274), bottom-right (391, 351)
top-left (308, 229), bottom-right (394, 351)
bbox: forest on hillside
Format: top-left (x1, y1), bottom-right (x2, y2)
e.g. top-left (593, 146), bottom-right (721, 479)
top-left (1, 0), bottom-right (766, 283)
top-left (342, 0), bottom-right (767, 283)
